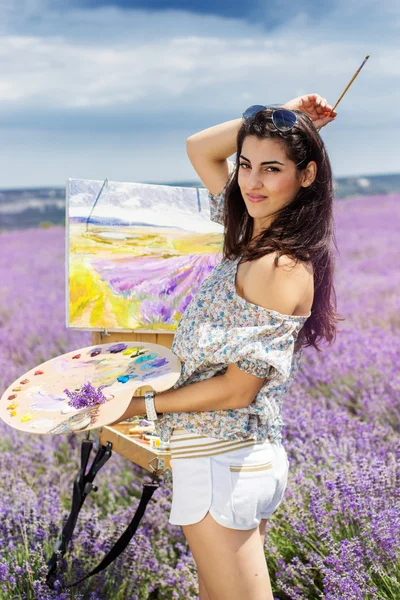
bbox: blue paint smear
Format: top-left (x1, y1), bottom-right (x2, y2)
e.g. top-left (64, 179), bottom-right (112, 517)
top-left (140, 358), bottom-right (169, 371)
top-left (142, 371), bottom-right (158, 380)
top-left (117, 374), bottom-right (139, 383)
top-left (148, 357), bottom-right (169, 368)
top-left (133, 352), bottom-right (158, 364)
top-left (142, 365), bottom-right (172, 380)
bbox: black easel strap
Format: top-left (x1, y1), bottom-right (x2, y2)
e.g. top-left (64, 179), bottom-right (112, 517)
top-left (65, 480), bottom-right (160, 588)
top-left (46, 441), bottom-right (112, 585)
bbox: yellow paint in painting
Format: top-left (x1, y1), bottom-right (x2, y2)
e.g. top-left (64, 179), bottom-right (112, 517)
top-left (173, 232), bottom-right (223, 254)
top-left (7, 403), bottom-right (18, 410)
top-left (10, 410), bottom-right (17, 417)
top-left (108, 293), bottom-right (141, 330)
top-left (69, 262), bottom-right (103, 322)
top-left (68, 222), bottom-right (223, 331)
top-left (90, 291), bottom-right (106, 328)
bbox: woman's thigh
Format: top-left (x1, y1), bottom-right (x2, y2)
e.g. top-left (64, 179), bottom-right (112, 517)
top-left (197, 570), bottom-right (211, 600)
top-left (195, 518), bottom-right (269, 600)
top-left (182, 511), bottom-right (273, 600)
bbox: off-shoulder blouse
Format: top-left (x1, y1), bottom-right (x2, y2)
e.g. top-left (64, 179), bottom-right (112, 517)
top-left (154, 162), bottom-right (310, 443)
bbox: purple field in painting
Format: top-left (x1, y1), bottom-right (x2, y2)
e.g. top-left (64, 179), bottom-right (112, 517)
top-left (0, 194), bottom-right (399, 599)
top-left (93, 253), bottom-right (222, 322)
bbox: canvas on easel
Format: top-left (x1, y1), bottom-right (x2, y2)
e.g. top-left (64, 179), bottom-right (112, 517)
top-left (66, 177), bottom-right (224, 334)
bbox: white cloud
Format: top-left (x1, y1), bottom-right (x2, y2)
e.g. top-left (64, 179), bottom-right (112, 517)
top-left (0, 32), bottom-right (397, 118)
top-left (0, 1), bottom-right (398, 186)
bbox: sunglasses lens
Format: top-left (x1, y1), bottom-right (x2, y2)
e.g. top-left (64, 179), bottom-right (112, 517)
top-left (272, 109), bottom-right (297, 131)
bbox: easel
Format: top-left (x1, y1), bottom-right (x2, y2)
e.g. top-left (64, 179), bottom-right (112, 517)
top-left (47, 176), bottom-right (192, 586)
top-left (46, 329), bottom-right (177, 588)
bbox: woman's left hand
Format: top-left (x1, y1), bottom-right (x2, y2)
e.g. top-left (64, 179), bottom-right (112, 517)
top-left (283, 94), bottom-right (337, 130)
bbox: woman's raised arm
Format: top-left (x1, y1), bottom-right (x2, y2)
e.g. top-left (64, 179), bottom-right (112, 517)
top-left (186, 94), bottom-right (336, 195)
top-left (186, 117), bottom-right (242, 195)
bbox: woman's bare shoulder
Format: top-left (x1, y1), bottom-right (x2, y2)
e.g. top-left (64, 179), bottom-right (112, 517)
top-left (247, 253), bottom-right (313, 315)
top-left (273, 253), bottom-right (314, 275)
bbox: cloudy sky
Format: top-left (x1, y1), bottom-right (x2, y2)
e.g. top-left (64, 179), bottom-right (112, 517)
top-left (0, 0), bottom-right (398, 188)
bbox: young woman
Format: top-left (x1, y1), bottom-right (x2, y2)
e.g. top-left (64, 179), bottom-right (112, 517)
top-left (114, 93), bottom-right (339, 599)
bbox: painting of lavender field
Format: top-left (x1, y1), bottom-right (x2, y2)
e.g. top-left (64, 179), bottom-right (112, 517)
top-left (67, 178), bottom-right (224, 332)
top-left (0, 193), bottom-right (399, 598)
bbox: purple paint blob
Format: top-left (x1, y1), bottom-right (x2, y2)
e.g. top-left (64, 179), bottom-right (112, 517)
top-left (108, 343), bottom-right (128, 354)
top-left (90, 347), bottom-right (102, 357)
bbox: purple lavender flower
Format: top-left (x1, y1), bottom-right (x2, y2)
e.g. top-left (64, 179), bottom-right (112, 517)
top-left (63, 381), bottom-right (107, 409)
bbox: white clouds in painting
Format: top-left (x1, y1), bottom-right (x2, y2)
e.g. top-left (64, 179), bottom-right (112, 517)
top-left (68, 178), bottom-right (224, 233)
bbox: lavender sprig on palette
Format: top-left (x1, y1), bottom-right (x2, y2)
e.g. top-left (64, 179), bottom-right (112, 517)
top-left (63, 381), bottom-right (107, 410)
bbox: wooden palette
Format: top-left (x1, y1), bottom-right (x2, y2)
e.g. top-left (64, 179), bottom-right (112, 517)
top-left (0, 342), bottom-right (181, 435)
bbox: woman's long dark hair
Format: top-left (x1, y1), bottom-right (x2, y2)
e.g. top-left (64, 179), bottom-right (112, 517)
top-left (222, 107), bottom-right (344, 351)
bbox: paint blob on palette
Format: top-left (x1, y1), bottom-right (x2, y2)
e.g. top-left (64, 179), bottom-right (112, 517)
top-left (0, 342), bottom-right (181, 435)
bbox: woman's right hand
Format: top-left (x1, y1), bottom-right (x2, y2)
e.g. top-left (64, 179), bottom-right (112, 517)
top-left (283, 94), bottom-right (337, 130)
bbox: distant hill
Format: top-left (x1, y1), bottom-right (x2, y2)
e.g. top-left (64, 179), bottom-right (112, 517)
top-left (331, 173), bottom-right (400, 198)
top-left (1, 172), bottom-right (399, 230)
top-left (154, 172), bottom-right (400, 198)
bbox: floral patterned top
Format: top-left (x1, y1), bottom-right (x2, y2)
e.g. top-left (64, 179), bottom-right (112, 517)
top-left (154, 162), bottom-right (310, 443)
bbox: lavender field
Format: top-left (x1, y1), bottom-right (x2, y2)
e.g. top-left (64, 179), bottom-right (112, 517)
top-left (0, 194), bottom-right (399, 599)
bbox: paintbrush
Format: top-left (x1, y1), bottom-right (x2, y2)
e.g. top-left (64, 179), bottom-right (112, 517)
top-left (317, 54), bottom-right (370, 132)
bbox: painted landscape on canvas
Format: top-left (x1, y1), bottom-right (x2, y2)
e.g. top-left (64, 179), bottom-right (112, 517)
top-left (67, 178), bottom-right (224, 332)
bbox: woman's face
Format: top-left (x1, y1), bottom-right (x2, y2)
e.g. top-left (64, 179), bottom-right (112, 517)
top-left (237, 135), bottom-right (315, 230)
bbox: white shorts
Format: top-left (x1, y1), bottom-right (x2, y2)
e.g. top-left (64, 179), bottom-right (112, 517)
top-left (168, 428), bottom-right (290, 530)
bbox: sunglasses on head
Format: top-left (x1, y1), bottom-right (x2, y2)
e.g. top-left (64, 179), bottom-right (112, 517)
top-left (242, 104), bottom-right (298, 132)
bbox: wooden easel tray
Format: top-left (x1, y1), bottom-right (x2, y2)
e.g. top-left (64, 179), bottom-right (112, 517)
top-left (95, 422), bottom-right (172, 475)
